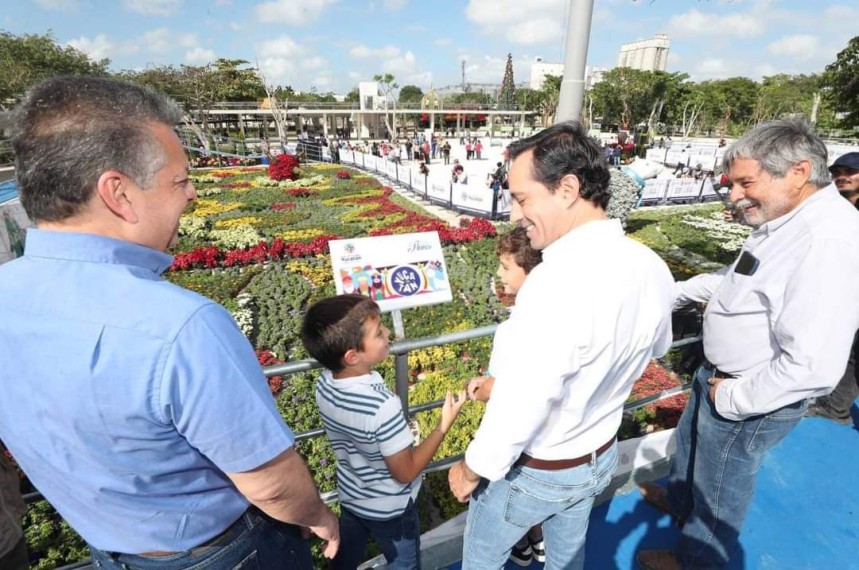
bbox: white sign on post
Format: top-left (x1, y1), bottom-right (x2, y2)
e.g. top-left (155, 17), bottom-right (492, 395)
top-left (666, 179), bottom-right (701, 201)
top-left (386, 159), bottom-right (398, 179)
top-left (426, 175), bottom-right (450, 203)
top-left (328, 231), bottom-right (453, 312)
top-left (451, 182), bottom-right (492, 214)
top-left (413, 173), bottom-right (427, 194)
top-left (640, 179), bottom-right (670, 202)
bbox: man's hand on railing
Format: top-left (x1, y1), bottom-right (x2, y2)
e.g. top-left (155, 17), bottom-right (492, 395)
top-left (449, 460), bottom-right (481, 503)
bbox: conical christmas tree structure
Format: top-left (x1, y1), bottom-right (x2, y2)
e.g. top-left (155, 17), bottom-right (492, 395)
top-left (498, 53), bottom-right (516, 110)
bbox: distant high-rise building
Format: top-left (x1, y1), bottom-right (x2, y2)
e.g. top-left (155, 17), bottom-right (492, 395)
top-left (530, 57), bottom-right (565, 90)
top-left (617, 34), bottom-right (670, 72)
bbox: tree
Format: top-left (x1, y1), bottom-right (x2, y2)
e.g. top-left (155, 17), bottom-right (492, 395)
top-left (822, 36), bottom-right (859, 128)
top-left (373, 73), bottom-right (398, 139)
top-left (497, 53), bottom-right (516, 110)
top-left (538, 74), bottom-right (562, 126)
top-left (589, 68), bottom-right (659, 129)
top-left (344, 88), bottom-right (360, 103)
top-left (0, 31), bottom-right (110, 109)
top-left (398, 85), bottom-right (423, 105)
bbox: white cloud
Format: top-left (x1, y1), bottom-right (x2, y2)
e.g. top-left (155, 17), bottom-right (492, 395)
top-left (67, 34), bottom-right (116, 60)
top-left (755, 63), bottom-right (777, 77)
top-left (434, 38), bottom-right (453, 47)
top-left (34, 0), bottom-right (80, 10)
top-left (185, 47), bottom-right (215, 64)
top-left (348, 71), bottom-right (361, 80)
top-left (141, 28), bottom-right (198, 54)
top-left (507, 17), bottom-right (562, 46)
top-left (383, 0), bottom-right (407, 9)
top-left (349, 44), bottom-right (401, 59)
top-left (666, 8), bottom-right (764, 38)
top-left (255, 0), bottom-right (338, 25)
top-left (301, 56), bottom-right (328, 69)
top-left (695, 58), bottom-right (730, 78)
top-left (312, 76), bottom-right (333, 89)
top-left (122, 0), bottom-right (183, 16)
top-left (255, 35), bottom-right (332, 87)
top-left (766, 34), bottom-right (821, 62)
top-left (465, 0), bottom-right (565, 45)
top-left (228, 21), bottom-right (242, 31)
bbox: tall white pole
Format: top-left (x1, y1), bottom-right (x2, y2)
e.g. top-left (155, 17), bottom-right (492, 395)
top-left (555, 0), bottom-right (595, 124)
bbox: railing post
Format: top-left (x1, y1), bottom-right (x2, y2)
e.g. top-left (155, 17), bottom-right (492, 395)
top-left (391, 309), bottom-right (410, 417)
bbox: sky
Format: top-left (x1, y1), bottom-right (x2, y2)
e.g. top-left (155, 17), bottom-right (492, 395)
top-left (2, 0), bottom-right (856, 95)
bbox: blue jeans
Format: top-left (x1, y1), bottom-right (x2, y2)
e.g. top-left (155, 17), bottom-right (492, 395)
top-left (89, 508), bottom-right (313, 570)
top-left (462, 442), bottom-right (618, 570)
top-left (331, 499), bottom-right (420, 570)
top-left (667, 364), bottom-right (808, 569)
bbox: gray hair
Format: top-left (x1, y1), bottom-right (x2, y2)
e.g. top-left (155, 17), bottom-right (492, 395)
top-left (722, 117), bottom-right (830, 189)
top-left (11, 76), bottom-right (182, 222)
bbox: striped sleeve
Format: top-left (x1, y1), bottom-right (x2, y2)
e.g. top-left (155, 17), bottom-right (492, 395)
top-left (374, 396), bottom-right (413, 457)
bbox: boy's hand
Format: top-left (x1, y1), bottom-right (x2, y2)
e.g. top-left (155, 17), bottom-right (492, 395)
top-left (466, 375), bottom-right (494, 402)
top-left (439, 390), bottom-right (467, 434)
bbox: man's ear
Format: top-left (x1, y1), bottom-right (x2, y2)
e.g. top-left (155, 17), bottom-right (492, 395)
top-left (789, 159), bottom-right (812, 189)
top-left (96, 170), bottom-right (139, 223)
top-left (557, 174), bottom-right (581, 207)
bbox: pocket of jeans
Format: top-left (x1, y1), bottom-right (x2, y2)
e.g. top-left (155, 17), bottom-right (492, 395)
top-left (502, 485), bottom-right (540, 529)
top-left (231, 550), bottom-right (260, 570)
top-left (746, 405), bottom-right (805, 454)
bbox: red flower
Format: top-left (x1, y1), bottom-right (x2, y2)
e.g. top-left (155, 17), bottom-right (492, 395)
top-left (271, 202), bottom-right (297, 211)
top-left (268, 153), bottom-right (301, 181)
top-left (335, 170), bottom-right (352, 179)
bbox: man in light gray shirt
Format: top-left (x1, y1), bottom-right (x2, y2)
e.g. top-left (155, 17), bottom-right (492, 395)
top-left (637, 119), bottom-right (859, 569)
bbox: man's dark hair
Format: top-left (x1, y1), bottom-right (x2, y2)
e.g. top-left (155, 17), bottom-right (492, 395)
top-left (496, 227), bottom-right (542, 274)
top-left (11, 75), bottom-right (182, 222)
top-left (507, 121), bottom-right (611, 209)
top-left (301, 294), bottom-right (381, 372)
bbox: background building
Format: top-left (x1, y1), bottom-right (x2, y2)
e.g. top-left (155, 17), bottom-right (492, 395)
top-left (530, 57), bottom-right (565, 90)
top-left (617, 34), bottom-right (670, 72)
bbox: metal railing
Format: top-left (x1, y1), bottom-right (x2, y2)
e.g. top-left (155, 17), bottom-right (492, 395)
top-left (26, 326), bottom-right (700, 569)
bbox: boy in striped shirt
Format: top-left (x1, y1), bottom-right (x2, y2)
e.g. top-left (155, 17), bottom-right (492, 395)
top-left (301, 294), bottom-right (466, 569)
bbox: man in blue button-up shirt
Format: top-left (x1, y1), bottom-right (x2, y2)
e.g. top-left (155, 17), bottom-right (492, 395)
top-left (0, 76), bottom-right (339, 569)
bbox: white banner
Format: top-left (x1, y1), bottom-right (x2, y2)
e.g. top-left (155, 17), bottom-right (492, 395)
top-left (664, 149), bottom-right (688, 167)
top-left (666, 178), bottom-right (702, 200)
top-left (450, 182), bottom-right (493, 214)
top-left (340, 151), bottom-right (354, 165)
top-left (700, 179), bottom-right (718, 199)
top-left (426, 175), bottom-right (450, 203)
top-left (645, 149), bottom-right (668, 164)
top-left (689, 153), bottom-right (718, 171)
top-left (328, 232), bottom-right (453, 312)
top-left (496, 188), bottom-right (511, 216)
top-left (640, 179), bottom-right (670, 202)
top-left (386, 159), bottom-right (398, 179)
top-left (375, 156), bottom-right (387, 173)
top-left (397, 167), bottom-right (411, 187)
top-left (413, 173), bottom-right (427, 194)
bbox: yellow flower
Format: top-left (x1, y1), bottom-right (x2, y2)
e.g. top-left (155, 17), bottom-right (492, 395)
top-left (192, 199), bottom-right (241, 218)
top-left (278, 228), bottom-right (325, 241)
top-left (214, 216), bottom-right (261, 229)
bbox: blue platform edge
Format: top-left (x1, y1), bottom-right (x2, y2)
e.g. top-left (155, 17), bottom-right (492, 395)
top-left (0, 179), bottom-right (18, 204)
top-left (448, 411), bottom-right (859, 570)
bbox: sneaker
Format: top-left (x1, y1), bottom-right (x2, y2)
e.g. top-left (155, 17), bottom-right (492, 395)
top-left (806, 402), bottom-right (852, 425)
top-left (509, 541), bottom-right (532, 567)
top-left (529, 537), bottom-right (546, 563)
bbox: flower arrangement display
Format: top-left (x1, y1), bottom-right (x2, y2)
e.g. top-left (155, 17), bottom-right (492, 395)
top-left (335, 170), bottom-right (352, 179)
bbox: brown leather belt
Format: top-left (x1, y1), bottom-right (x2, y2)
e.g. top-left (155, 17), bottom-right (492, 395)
top-left (702, 360), bottom-right (736, 379)
top-left (515, 437), bottom-right (616, 471)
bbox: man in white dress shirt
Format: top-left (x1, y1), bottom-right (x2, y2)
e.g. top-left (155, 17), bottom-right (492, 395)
top-left (447, 121), bottom-right (675, 569)
top-left (637, 119), bottom-right (859, 569)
